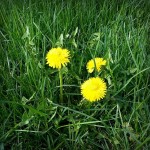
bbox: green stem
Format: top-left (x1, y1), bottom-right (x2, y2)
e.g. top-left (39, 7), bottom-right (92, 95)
top-left (59, 69), bottom-right (63, 103)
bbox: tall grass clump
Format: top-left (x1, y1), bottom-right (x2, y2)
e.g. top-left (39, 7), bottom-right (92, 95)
top-left (0, 0), bottom-right (150, 149)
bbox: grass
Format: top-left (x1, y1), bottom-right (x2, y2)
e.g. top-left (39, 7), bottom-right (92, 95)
top-left (0, 0), bottom-right (150, 149)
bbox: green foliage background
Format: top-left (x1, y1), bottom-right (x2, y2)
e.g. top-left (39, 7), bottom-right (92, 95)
top-left (0, 0), bottom-right (150, 149)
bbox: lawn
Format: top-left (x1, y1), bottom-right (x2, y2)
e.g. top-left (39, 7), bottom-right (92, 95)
top-left (0, 0), bottom-right (150, 149)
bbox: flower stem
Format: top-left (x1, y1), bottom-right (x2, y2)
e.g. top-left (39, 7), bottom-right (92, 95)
top-left (59, 69), bottom-right (63, 103)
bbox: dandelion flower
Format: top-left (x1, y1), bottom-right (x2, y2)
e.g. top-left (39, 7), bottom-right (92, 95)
top-left (81, 77), bottom-right (107, 102)
top-left (46, 47), bottom-right (70, 69)
top-left (86, 57), bottom-right (106, 73)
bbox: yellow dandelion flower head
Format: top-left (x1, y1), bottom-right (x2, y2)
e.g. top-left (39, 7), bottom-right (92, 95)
top-left (81, 77), bottom-right (107, 102)
top-left (46, 47), bottom-right (70, 69)
top-left (86, 57), bottom-right (106, 73)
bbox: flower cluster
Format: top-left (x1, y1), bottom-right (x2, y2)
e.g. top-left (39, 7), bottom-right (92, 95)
top-left (46, 47), bottom-right (107, 103)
